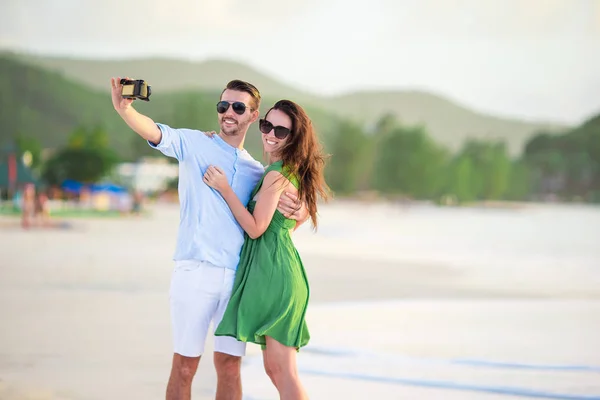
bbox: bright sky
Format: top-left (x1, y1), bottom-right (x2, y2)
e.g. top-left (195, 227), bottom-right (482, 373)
top-left (1, 0), bottom-right (598, 124)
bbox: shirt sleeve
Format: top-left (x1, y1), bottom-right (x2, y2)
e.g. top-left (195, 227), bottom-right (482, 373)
top-left (147, 123), bottom-right (187, 161)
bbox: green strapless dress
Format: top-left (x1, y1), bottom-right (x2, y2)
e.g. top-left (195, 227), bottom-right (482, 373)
top-left (214, 160), bottom-right (310, 350)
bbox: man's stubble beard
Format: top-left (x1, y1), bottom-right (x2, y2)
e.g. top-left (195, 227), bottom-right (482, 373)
top-left (221, 125), bottom-right (238, 136)
top-left (221, 118), bottom-right (250, 137)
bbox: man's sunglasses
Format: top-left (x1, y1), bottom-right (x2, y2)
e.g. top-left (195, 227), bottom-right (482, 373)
top-left (259, 119), bottom-right (291, 140)
top-left (216, 101), bottom-right (248, 115)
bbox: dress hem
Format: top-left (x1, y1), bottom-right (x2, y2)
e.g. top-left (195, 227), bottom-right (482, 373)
top-left (214, 332), bottom-right (307, 351)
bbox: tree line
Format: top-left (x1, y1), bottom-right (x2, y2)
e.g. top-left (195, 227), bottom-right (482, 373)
top-left (325, 113), bottom-right (600, 204)
top-left (13, 107), bottom-right (600, 204)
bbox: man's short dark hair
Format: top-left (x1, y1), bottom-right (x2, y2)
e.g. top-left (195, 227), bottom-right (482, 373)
top-left (222, 80), bottom-right (261, 111)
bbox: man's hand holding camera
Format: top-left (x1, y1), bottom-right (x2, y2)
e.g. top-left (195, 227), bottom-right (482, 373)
top-left (109, 77), bottom-right (161, 144)
top-left (111, 77), bottom-right (134, 113)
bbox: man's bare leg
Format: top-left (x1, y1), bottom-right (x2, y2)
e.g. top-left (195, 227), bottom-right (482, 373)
top-left (166, 354), bottom-right (201, 400)
top-left (214, 352), bottom-right (242, 400)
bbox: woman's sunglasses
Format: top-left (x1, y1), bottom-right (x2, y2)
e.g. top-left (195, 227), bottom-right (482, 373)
top-left (216, 101), bottom-right (248, 115)
top-left (259, 119), bottom-right (291, 139)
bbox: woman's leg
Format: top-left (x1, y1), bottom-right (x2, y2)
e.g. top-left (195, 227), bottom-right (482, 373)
top-left (263, 336), bottom-right (308, 400)
top-left (262, 348), bottom-right (278, 388)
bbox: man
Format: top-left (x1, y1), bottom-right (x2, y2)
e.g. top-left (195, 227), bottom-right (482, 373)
top-left (110, 78), bottom-right (308, 400)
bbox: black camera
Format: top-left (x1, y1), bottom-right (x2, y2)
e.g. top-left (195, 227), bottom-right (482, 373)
top-left (120, 78), bottom-right (151, 101)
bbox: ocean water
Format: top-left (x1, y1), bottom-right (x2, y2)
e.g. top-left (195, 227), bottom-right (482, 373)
top-left (295, 202), bottom-right (600, 293)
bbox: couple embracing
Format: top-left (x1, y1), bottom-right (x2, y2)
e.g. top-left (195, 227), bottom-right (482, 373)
top-left (111, 77), bottom-right (330, 400)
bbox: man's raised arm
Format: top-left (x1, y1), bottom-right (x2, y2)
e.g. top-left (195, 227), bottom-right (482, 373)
top-left (110, 77), bottom-right (161, 145)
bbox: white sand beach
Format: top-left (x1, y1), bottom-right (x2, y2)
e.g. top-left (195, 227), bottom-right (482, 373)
top-left (1, 201), bottom-right (600, 399)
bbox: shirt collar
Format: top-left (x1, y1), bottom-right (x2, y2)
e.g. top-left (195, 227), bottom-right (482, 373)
top-left (213, 134), bottom-right (245, 155)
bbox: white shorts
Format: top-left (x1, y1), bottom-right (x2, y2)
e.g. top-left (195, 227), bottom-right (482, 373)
top-left (169, 260), bottom-right (246, 358)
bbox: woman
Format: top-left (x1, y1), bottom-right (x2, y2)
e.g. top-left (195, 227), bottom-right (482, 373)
top-left (203, 99), bottom-right (330, 399)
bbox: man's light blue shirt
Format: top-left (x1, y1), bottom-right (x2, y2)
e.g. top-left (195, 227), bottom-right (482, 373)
top-left (149, 123), bottom-right (265, 271)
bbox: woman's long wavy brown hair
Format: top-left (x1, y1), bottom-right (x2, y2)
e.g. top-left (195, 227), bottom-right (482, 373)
top-left (265, 100), bottom-right (331, 229)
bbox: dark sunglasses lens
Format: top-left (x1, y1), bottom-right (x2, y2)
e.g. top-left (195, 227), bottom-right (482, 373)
top-left (216, 101), bottom-right (229, 113)
top-left (231, 102), bottom-right (246, 115)
top-left (259, 119), bottom-right (273, 134)
top-left (274, 127), bottom-right (291, 139)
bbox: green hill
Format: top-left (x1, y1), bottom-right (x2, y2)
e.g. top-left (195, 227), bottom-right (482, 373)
top-left (0, 55), bottom-right (126, 150)
top-left (5, 52), bottom-right (317, 103)
top-left (8, 51), bottom-right (568, 155)
top-left (328, 90), bottom-right (565, 154)
top-left (0, 55), bottom-right (341, 161)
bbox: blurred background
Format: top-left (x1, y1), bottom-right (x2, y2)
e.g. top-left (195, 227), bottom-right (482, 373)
top-left (1, 1), bottom-right (599, 399)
